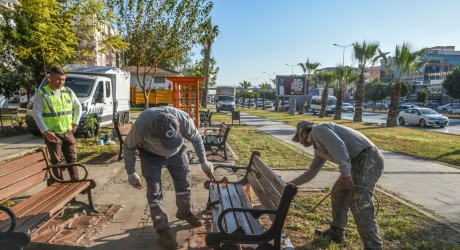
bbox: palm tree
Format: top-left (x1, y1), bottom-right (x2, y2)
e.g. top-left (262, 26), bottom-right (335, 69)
top-left (334, 67), bottom-right (359, 120)
top-left (259, 82), bottom-right (271, 110)
top-left (312, 71), bottom-right (335, 118)
top-left (386, 42), bottom-right (426, 127)
top-left (298, 60), bottom-right (321, 114)
top-left (239, 80), bottom-right (252, 108)
top-left (200, 19), bottom-right (220, 108)
top-left (352, 41), bottom-right (388, 122)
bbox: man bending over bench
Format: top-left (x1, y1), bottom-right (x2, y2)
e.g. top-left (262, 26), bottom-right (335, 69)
top-left (123, 106), bottom-right (214, 250)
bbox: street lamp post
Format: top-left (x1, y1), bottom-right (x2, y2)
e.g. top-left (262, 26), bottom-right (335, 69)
top-left (263, 72), bottom-right (276, 85)
top-left (285, 64), bottom-right (296, 75)
top-left (333, 43), bottom-right (353, 100)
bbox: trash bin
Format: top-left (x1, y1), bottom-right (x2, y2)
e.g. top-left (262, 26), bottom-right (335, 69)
top-left (232, 110), bottom-right (240, 125)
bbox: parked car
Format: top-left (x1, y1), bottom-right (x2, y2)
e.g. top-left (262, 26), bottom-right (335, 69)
top-left (437, 103), bottom-right (455, 113)
top-left (448, 103), bottom-right (460, 115)
top-left (342, 103), bottom-right (355, 112)
top-left (8, 92), bottom-right (20, 103)
top-left (426, 100), bottom-right (438, 109)
top-left (399, 104), bottom-right (419, 111)
top-left (398, 108), bottom-right (448, 127)
top-left (373, 103), bottom-right (388, 110)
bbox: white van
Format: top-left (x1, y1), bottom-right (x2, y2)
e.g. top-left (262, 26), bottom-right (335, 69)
top-left (310, 95), bottom-right (337, 115)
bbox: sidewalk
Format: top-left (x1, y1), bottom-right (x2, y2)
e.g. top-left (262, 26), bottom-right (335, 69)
top-left (239, 113), bottom-right (460, 232)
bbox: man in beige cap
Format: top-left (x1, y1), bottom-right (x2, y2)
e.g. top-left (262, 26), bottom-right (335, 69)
top-left (291, 121), bottom-right (384, 250)
top-left (123, 106), bottom-right (214, 250)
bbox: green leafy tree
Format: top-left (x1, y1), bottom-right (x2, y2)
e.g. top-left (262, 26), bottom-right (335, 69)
top-left (239, 80), bottom-right (252, 108)
top-left (364, 80), bottom-right (389, 110)
top-left (259, 82), bottom-right (271, 110)
top-left (385, 42), bottom-right (426, 127)
top-left (352, 40), bottom-right (388, 122)
top-left (442, 66), bottom-right (460, 101)
top-left (312, 71), bottom-right (335, 118)
top-left (199, 19), bottom-right (219, 107)
top-left (190, 58), bottom-right (219, 106)
top-left (298, 59), bottom-right (321, 114)
top-left (113, 0), bottom-right (212, 109)
top-left (334, 67), bottom-right (358, 120)
top-left (416, 90), bottom-right (430, 106)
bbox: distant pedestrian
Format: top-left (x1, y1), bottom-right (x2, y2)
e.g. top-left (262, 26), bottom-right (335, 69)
top-left (123, 106), bottom-right (214, 250)
top-left (32, 66), bottom-right (82, 183)
top-left (290, 121), bottom-right (385, 250)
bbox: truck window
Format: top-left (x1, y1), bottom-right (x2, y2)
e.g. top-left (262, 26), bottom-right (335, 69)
top-left (105, 81), bottom-right (111, 98)
top-left (94, 81), bottom-right (104, 103)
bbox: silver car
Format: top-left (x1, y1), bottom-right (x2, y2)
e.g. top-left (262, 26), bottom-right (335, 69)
top-left (342, 103), bottom-right (355, 112)
top-left (398, 108), bottom-right (448, 128)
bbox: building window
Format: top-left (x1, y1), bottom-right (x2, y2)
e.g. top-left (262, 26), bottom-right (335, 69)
top-left (154, 77), bottom-right (165, 83)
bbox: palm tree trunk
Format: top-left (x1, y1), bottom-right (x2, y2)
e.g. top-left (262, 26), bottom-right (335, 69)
top-left (386, 81), bottom-right (402, 127)
top-left (353, 71), bottom-right (365, 122)
top-left (334, 85), bottom-right (344, 120)
top-left (319, 88), bottom-right (328, 118)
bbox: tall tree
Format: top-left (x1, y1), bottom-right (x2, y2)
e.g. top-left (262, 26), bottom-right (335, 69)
top-left (113, 0), bottom-right (212, 109)
top-left (239, 80), bottom-right (252, 109)
top-left (416, 90), bottom-right (430, 107)
top-left (334, 67), bottom-right (358, 120)
top-left (442, 66), bottom-right (460, 101)
top-left (312, 71), bottom-right (335, 118)
top-left (352, 41), bottom-right (388, 122)
top-left (298, 59), bottom-right (321, 114)
top-left (199, 19), bottom-right (219, 107)
top-left (364, 79), bottom-right (389, 110)
top-left (386, 42), bottom-right (425, 127)
top-left (259, 82), bottom-right (271, 110)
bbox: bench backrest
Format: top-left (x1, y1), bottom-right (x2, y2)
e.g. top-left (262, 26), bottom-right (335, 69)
top-left (0, 150), bottom-right (48, 204)
top-left (115, 122), bottom-right (133, 144)
top-left (246, 151), bottom-right (297, 222)
top-left (0, 108), bottom-right (18, 117)
top-left (218, 123), bottom-right (230, 140)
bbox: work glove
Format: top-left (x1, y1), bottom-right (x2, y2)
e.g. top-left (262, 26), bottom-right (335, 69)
top-left (128, 172), bottom-right (143, 189)
top-left (201, 161), bottom-right (214, 178)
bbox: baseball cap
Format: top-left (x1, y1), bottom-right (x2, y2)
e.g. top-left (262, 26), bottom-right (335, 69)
top-left (292, 121), bottom-right (314, 142)
top-left (154, 113), bottom-right (183, 149)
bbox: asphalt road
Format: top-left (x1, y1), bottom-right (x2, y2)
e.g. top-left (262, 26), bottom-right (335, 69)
top-left (338, 111), bottom-right (460, 135)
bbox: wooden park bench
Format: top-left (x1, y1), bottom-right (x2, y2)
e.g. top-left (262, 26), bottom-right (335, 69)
top-left (0, 149), bottom-right (96, 249)
top-left (202, 123), bottom-right (230, 160)
top-left (114, 122), bottom-right (133, 161)
top-left (200, 109), bottom-right (213, 127)
top-left (205, 151), bottom-right (298, 249)
top-left (0, 107), bottom-right (19, 131)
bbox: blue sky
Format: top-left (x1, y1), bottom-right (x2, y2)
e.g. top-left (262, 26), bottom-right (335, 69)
top-left (202, 0), bottom-right (460, 87)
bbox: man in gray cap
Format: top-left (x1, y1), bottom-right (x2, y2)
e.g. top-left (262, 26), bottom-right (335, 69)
top-left (290, 121), bottom-right (384, 250)
top-left (123, 106), bottom-right (214, 250)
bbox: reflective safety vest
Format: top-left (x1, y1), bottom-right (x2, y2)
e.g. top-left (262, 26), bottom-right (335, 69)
top-left (39, 85), bottom-right (75, 133)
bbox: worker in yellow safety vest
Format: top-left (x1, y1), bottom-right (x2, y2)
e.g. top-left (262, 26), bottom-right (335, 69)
top-left (32, 66), bottom-right (82, 184)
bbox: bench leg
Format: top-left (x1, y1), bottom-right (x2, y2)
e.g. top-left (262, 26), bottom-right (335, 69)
top-left (87, 190), bottom-right (95, 211)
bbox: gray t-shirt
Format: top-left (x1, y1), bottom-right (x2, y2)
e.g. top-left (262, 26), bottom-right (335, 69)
top-left (291, 122), bottom-right (376, 185)
top-left (123, 107), bottom-right (206, 175)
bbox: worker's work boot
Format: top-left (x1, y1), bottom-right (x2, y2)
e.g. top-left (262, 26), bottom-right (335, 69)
top-left (158, 230), bottom-right (178, 250)
top-left (176, 211), bottom-right (203, 227)
top-left (315, 226), bottom-right (345, 243)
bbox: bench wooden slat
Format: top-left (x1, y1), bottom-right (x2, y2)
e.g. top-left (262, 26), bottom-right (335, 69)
top-left (235, 185), bottom-right (263, 234)
top-left (210, 184), bottom-right (222, 233)
top-left (0, 162), bottom-right (47, 190)
top-left (15, 182), bottom-right (90, 234)
top-left (252, 156), bottom-right (286, 193)
top-left (0, 171), bottom-right (47, 204)
top-left (0, 152), bottom-right (45, 176)
top-left (218, 184), bottom-right (238, 233)
top-left (247, 172), bottom-right (277, 210)
top-left (226, 185), bottom-right (254, 234)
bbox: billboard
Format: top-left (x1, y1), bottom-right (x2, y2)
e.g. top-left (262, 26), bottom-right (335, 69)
top-left (275, 75), bottom-right (307, 97)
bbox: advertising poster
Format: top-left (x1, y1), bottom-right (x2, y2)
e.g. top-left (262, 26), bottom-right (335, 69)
top-left (275, 75), bottom-right (306, 97)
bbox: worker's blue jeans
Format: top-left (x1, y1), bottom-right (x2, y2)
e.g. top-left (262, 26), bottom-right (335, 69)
top-left (139, 145), bottom-right (191, 233)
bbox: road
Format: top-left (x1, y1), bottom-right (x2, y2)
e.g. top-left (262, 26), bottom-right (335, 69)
top-left (339, 111), bottom-right (460, 135)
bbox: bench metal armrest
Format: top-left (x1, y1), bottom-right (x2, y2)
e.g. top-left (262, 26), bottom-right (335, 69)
top-left (0, 205), bottom-right (17, 232)
top-left (217, 207), bottom-right (277, 233)
top-left (47, 163), bottom-right (89, 182)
